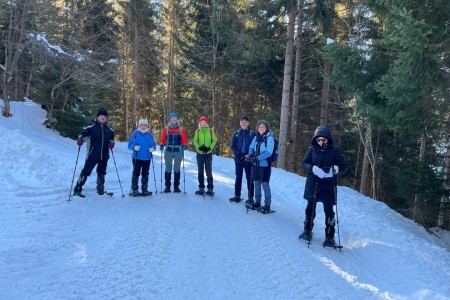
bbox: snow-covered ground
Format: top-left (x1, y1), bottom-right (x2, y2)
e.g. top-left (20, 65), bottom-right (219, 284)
top-left (0, 100), bottom-right (449, 300)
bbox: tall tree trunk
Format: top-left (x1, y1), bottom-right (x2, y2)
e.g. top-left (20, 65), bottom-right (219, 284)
top-left (360, 125), bottom-right (372, 196)
top-left (413, 132), bottom-right (427, 222)
top-left (277, 9), bottom-right (296, 170)
top-left (132, 14), bottom-right (138, 128)
top-left (287, 0), bottom-right (305, 172)
top-left (438, 136), bottom-right (450, 229)
top-left (166, 0), bottom-right (175, 114)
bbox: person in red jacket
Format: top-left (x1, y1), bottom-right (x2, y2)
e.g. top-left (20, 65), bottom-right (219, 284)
top-left (160, 113), bottom-right (187, 193)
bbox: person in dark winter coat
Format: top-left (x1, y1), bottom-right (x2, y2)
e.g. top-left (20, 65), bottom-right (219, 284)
top-left (73, 108), bottom-right (115, 196)
top-left (127, 119), bottom-right (157, 196)
top-left (193, 116), bottom-right (217, 196)
top-left (229, 115), bottom-right (256, 203)
top-left (299, 126), bottom-right (346, 247)
top-left (245, 121), bottom-right (275, 213)
top-left (159, 113), bottom-right (187, 193)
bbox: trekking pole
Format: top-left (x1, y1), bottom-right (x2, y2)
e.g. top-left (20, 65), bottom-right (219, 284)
top-left (307, 182), bottom-right (319, 248)
top-left (151, 155), bottom-right (158, 194)
top-left (68, 145), bottom-right (81, 201)
top-left (110, 149), bottom-right (125, 197)
top-left (334, 174), bottom-right (343, 251)
top-left (182, 150), bottom-right (186, 194)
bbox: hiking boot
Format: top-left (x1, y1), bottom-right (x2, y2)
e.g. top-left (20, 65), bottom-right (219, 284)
top-left (195, 188), bottom-right (205, 195)
top-left (130, 190), bottom-right (140, 197)
top-left (206, 189), bottom-right (214, 196)
top-left (323, 237), bottom-right (337, 248)
top-left (163, 186), bottom-right (171, 193)
top-left (299, 229), bottom-right (313, 241)
top-left (245, 197), bottom-right (254, 205)
top-left (250, 202), bottom-right (261, 210)
top-left (173, 187), bottom-right (181, 193)
top-left (229, 196), bottom-right (242, 203)
top-left (73, 191), bottom-right (85, 198)
top-left (141, 189), bottom-right (152, 196)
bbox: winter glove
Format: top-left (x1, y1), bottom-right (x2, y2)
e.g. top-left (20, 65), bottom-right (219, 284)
top-left (312, 166), bottom-right (326, 179)
top-left (134, 145), bottom-right (140, 151)
top-left (108, 141), bottom-right (115, 149)
top-left (160, 145), bottom-right (164, 151)
top-left (76, 138), bottom-right (84, 146)
top-left (181, 145), bottom-right (186, 151)
top-left (199, 145), bottom-right (208, 153)
top-left (204, 147), bottom-right (211, 153)
top-left (149, 147), bottom-right (155, 153)
top-left (333, 165), bottom-right (339, 174)
top-left (325, 168), bottom-right (334, 178)
top-left (243, 154), bottom-right (250, 162)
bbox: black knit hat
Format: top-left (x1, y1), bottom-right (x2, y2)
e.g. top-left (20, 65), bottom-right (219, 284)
top-left (240, 115), bottom-right (250, 122)
top-left (97, 108), bottom-right (108, 117)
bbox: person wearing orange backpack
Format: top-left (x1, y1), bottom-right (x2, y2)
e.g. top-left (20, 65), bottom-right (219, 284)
top-left (193, 116), bottom-right (217, 196)
top-left (160, 113), bottom-right (187, 193)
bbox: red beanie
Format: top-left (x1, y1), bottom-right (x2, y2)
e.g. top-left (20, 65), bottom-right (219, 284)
top-left (199, 116), bottom-right (208, 123)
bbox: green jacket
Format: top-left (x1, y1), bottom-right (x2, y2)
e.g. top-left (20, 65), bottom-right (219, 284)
top-left (194, 126), bottom-right (217, 154)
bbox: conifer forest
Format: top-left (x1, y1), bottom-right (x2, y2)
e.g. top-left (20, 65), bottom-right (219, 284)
top-left (1, 0), bottom-right (449, 230)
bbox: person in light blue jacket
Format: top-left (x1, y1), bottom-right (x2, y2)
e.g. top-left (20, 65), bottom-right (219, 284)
top-left (127, 119), bottom-right (157, 196)
top-left (244, 121), bottom-right (274, 212)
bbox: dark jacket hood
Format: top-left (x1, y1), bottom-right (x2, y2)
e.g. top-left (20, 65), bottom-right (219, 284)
top-left (311, 126), bottom-right (334, 147)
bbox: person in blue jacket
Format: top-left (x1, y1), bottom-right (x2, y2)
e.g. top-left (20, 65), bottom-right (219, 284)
top-left (229, 115), bottom-right (256, 203)
top-left (244, 121), bottom-right (275, 213)
top-left (127, 119), bottom-right (157, 196)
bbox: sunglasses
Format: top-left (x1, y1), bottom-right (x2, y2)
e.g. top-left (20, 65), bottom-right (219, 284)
top-left (316, 138), bottom-right (327, 143)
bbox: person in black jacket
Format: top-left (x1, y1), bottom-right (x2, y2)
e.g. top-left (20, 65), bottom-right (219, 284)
top-left (299, 126), bottom-right (346, 247)
top-left (73, 108), bottom-right (115, 197)
top-left (229, 115), bottom-right (256, 203)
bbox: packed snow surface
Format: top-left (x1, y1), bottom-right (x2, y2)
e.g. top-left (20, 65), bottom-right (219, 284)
top-left (0, 100), bottom-right (449, 299)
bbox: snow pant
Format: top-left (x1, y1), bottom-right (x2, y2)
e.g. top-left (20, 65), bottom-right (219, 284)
top-left (164, 150), bottom-right (182, 173)
top-left (251, 166), bottom-right (271, 207)
top-left (304, 199), bottom-right (335, 239)
top-left (164, 171), bottom-right (180, 189)
top-left (74, 158), bottom-right (108, 193)
top-left (132, 159), bottom-right (151, 192)
top-left (196, 153), bottom-right (213, 190)
top-left (234, 159), bottom-right (254, 198)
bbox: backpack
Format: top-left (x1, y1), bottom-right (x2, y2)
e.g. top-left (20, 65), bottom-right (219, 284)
top-left (264, 135), bottom-right (278, 163)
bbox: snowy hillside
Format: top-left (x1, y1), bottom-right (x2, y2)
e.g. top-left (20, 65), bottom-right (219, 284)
top-left (0, 100), bottom-right (449, 300)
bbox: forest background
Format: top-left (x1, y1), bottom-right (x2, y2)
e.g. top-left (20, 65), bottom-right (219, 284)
top-left (0, 0), bottom-right (449, 231)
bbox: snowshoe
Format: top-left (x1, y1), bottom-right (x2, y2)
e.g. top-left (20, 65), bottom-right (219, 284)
top-left (173, 187), bottom-right (182, 193)
top-left (257, 206), bottom-right (275, 214)
top-left (163, 187), bottom-right (171, 193)
top-left (205, 189), bottom-right (214, 197)
top-left (245, 202), bottom-right (261, 210)
top-left (229, 196), bottom-right (242, 203)
top-left (299, 230), bottom-right (313, 242)
top-left (323, 237), bottom-right (337, 248)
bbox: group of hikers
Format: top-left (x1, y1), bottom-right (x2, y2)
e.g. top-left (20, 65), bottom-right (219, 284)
top-left (71, 108), bottom-right (346, 248)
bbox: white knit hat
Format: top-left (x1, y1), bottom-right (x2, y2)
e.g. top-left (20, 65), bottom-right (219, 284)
top-left (138, 119), bottom-right (148, 126)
